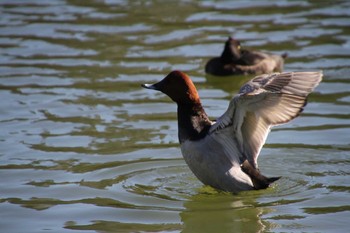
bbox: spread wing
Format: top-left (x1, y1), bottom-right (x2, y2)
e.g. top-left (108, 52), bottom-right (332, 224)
top-left (210, 72), bottom-right (322, 168)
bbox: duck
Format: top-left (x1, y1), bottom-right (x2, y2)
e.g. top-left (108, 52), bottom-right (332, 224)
top-left (142, 70), bottom-right (322, 193)
top-left (205, 37), bottom-right (288, 76)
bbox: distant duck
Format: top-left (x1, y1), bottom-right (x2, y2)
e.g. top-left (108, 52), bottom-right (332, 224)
top-left (142, 70), bottom-right (322, 193)
top-left (205, 37), bottom-right (288, 76)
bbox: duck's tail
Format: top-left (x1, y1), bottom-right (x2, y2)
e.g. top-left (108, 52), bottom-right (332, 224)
top-left (241, 160), bottom-right (281, 190)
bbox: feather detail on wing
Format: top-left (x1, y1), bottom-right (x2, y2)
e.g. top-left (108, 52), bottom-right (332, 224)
top-left (210, 72), bottom-right (322, 168)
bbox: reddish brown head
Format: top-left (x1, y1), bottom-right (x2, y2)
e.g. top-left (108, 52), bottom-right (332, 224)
top-left (142, 71), bottom-right (200, 104)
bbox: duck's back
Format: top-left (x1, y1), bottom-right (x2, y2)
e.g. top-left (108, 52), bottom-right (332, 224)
top-left (239, 50), bottom-right (271, 65)
top-left (238, 50), bottom-right (286, 73)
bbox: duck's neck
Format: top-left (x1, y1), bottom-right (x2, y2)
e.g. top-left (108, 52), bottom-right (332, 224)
top-left (177, 102), bottom-right (212, 143)
top-left (221, 48), bottom-right (241, 63)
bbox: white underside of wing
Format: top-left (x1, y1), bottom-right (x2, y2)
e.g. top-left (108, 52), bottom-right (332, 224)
top-left (210, 71), bottom-right (322, 168)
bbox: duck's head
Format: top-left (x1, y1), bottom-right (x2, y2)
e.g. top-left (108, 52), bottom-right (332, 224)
top-left (142, 71), bottom-right (200, 104)
top-left (221, 36), bottom-right (242, 63)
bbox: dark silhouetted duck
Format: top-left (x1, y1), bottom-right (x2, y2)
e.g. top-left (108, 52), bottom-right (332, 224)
top-left (205, 37), bottom-right (288, 76)
top-left (142, 71), bottom-right (322, 193)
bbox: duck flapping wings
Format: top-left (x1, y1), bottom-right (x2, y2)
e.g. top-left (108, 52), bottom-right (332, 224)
top-left (210, 72), bottom-right (323, 168)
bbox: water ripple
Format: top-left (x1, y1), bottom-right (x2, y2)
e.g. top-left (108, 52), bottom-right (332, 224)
top-left (1, 1), bottom-right (350, 232)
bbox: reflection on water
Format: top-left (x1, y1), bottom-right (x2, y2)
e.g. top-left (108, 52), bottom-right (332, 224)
top-left (181, 192), bottom-right (272, 233)
top-left (0, 0), bottom-right (350, 232)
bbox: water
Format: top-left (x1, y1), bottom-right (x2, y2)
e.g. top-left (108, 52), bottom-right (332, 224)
top-left (0, 1), bottom-right (349, 232)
